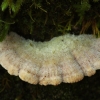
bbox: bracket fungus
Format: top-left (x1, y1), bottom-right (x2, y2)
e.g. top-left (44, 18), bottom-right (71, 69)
top-left (0, 32), bottom-right (100, 85)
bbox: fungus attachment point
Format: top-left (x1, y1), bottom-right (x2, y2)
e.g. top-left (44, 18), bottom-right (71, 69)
top-left (0, 32), bottom-right (100, 85)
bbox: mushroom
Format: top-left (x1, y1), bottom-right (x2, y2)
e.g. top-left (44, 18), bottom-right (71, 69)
top-left (0, 32), bottom-right (100, 85)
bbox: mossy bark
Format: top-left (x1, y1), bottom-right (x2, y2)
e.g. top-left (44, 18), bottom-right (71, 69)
top-left (0, 0), bottom-right (100, 41)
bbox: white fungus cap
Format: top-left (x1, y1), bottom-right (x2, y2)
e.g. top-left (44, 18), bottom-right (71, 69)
top-left (0, 32), bottom-right (100, 85)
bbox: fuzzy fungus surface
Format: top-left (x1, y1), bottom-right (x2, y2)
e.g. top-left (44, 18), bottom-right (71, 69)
top-left (0, 32), bottom-right (100, 85)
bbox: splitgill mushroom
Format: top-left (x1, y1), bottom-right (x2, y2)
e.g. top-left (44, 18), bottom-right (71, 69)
top-left (0, 32), bottom-right (100, 86)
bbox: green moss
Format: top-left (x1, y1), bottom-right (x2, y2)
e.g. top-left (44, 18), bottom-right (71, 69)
top-left (0, 0), bottom-right (100, 41)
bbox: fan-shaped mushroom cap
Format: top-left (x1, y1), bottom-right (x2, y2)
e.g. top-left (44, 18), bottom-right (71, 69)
top-left (0, 32), bottom-right (100, 85)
